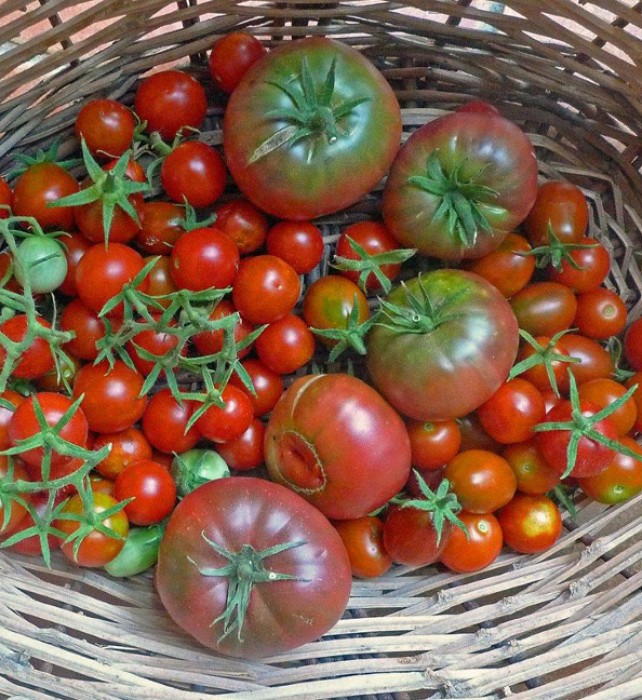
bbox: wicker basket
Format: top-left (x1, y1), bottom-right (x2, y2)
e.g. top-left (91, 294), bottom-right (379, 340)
top-left (2, 2), bottom-right (642, 698)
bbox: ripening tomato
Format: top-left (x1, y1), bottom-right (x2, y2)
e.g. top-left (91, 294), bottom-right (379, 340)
top-left (215, 417), bottom-right (266, 472)
top-left (74, 183), bottom-right (143, 244)
top-left (141, 388), bottom-right (201, 454)
top-left (75, 98), bottom-right (136, 158)
top-left (577, 377), bottom-right (637, 436)
top-left (114, 459), bottom-right (177, 525)
top-left (444, 449), bottom-right (517, 513)
top-left (509, 282), bottom-right (578, 337)
top-left (523, 180), bottom-right (589, 246)
top-left (213, 199), bottom-right (269, 256)
top-left (93, 427), bottom-right (153, 480)
top-left (134, 69), bottom-right (208, 139)
top-left (0, 314), bottom-right (55, 379)
top-left (266, 220), bottom-right (324, 274)
top-left (562, 333), bottom-right (615, 386)
top-left (547, 238), bottom-right (610, 293)
top-left (496, 493), bottom-right (562, 554)
top-left (440, 511), bottom-right (503, 573)
top-left (502, 440), bottom-right (560, 495)
top-left (194, 385), bottom-right (254, 444)
top-left (334, 515), bottom-right (392, 578)
top-left (208, 31), bottom-right (268, 93)
top-left (576, 437), bottom-right (642, 504)
top-left (254, 313), bottom-right (316, 375)
top-left (572, 287), bottom-right (627, 339)
top-left (405, 419), bottom-right (461, 470)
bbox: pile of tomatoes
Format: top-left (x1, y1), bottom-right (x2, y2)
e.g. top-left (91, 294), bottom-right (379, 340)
top-left (1, 31), bottom-right (642, 658)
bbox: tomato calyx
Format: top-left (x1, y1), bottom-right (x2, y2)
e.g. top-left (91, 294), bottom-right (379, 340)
top-left (407, 151), bottom-right (499, 248)
top-left (390, 472), bottom-right (467, 545)
top-left (605, 336), bottom-right (636, 383)
top-left (189, 532), bottom-right (309, 642)
top-left (332, 236), bottom-right (416, 294)
top-left (310, 294), bottom-right (376, 362)
top-left (519, 225), bottom-right (598, 272)
top-left (7, 140), bottom-right (83, 180)
top-left (250, 56), bottom-right (370, 164)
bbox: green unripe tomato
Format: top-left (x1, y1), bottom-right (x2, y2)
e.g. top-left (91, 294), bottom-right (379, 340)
top-left (171, 448), bottom-right (230, 497)
top-left (13, 235), bottom-right (68, 293)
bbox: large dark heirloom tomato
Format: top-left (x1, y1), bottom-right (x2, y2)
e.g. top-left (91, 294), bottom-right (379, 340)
top-left (155, 477), bottom-right (351, 659)
top-left (366, 269), bottom-right (520, 421)
top-left (381, 111), bottom-right (538, 260)
top-left (265, 373), bottom-right (411, 520)
top-left (223, 37), bottom-right (402, 220)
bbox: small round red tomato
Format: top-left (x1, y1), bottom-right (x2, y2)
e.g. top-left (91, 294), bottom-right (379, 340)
top-left (56, 492), bottom-right (129, 567)
top-left (497, 493), bottom-right (562, 554)
top-left (462, 232), bottom-right (535, 298)
top-left (577, 377), bottom-right (637, 436)
top-left (126, 322), bottom-right (183, 376)
top-left (215, 417), bottom-right (265, 471)
top-left (60, 297), bottom-right (105, 361)
top-left (230, 358), bottom-right (284, 417)
top-left (0, 390), bottom-right (25, 450)
top-left (59, 231), bottom-right (91, 296)
top-left (254, 313), bottom-right (315, 375)
top-left (523, 180), bottom-right (589, 246)
top-left (510, 282), bottom-right (578, 337)
top-left (440, 511), bottom-right (503, 573)
top-left (213, 199), bottom-right (269, 256)
top-left (12, 162), bottom-right (79, 231)
top-left (194, 385), bottom-right (254, 444)
top-left (141, 388), bottom-right (201, 454)
top-left (75, 242), bottom-right (148, 316)
top-left (170, 227), bottom-right (240, 292)
top-left (562, 333), bottom-right (615, 386)
top-left (572, 287), bottom-right (627, 340)
top-left (72, 360), bottom-right (147, 434)
top-left (456, 413), bottom-right (501, 453)
top-left (476, 378), bottom-right (546, 445)
top-left (134, 69), bottom-right (208, 139)
top-left (266, 220), bottom-right (324, 274)
top-left (576, 436), bottom-right (642, 504)
top-left (514, 333), bottom-right (574, 395)
top-left (265, 373), bottom-right (411, 520)
top-left (232, 254), bottom-right (300, 325)
top-left (143, 255), bottom-right (178, 305)
top-left (161, 141), bottom-right (227, 209)
top-left (192, 299), bottom-right (255, 359)
top-left (0, 455), bottom-right (30, 535)
top-left (502, 440), bottom-right (560, 495)
top-left (536, 399), bottom-right (618, 478)
top-left (0, 314), bottom-right (55, 379)
top-left (547, 238), bottom-right (610, 293)
top-left (405, 419), bottom-right (461, 470)
top-left (335, 220), bottom-right (403, 291)
top-left (8, 392), bottom-right (89, 469)
top-left (444, 449), bottom-right (517, 513)
top-left (2, 490), bottom-right (62, 555)
top-left (135, 201), bottom-right (185, 255)
top-left (114, 459), bottom-right (177, 525)
top-left (74, 182), bottom-right (143, 244)
top-left (623, 318), bottom-right (642, 372)
top-left (94, 427), bottom-right (153, 480)
top-left (334, 515), bottom-right (392, 578)
top-left (75, 98), bottom-right (136, 158)
top-left (104, 157), bottom-right (147, 183)
top-left (208, 31), bottom-right (267, 93)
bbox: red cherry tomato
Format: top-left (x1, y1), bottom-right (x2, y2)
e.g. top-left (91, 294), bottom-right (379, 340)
top-left (254, 313), bottom-right (316, 375)
top-left (75, 98), bottom-right (136, 158)
top-left (497, 493), bottom-right (562, 554)
top-left (440, 511), bottom-right (503, 573)
top-left (93, 427), bottom-right (153, 480)
top-left (229, 358), bottom-right (284, 417)
top-left (114, 459), bottom-right (177, 525)
top-left (405, 419), bottom-right (461, 470)
top-left (502, 440), bottom-right (560, 495)
top-left (161, 141), bottom-right (227, 209)
top-left (194, 385), bottom-right (254, 444)
top-left (208, 32), bottom-right (267, 94)
top-left (215, 417), bottom-right (266, 471)
top-left (213, 199), bottom-right (270, 256)
top-left (266, 220), bottom-right (325, 274)
top-left (576, 437), bottom-right (642, 504)
top-left (334, 515), bottom-right (392, 578)
top-left (572, 287), bottom-right (627, 339)
top-left (0, 314), bottom-right (55, 379)
top-left (524, 180), bottom-right (589, 246)
top-left (141, 388), bottom-right (201, 454)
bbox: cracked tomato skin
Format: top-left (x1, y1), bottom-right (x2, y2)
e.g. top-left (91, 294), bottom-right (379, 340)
top-left (223, 37), bottom-right (402, 220)
top-left (265, 373), bottom-right (411, 520)
top-left (155, 477), bottom-right (352, 659)
top-left (366, 269), bottom-right (520, 421)
top-left (382, 111), bottom-right (538, 260)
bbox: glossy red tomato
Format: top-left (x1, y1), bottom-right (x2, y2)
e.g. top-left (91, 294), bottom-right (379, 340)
top-left (405, 419), bottom-right (461, 470)
top-left (170, 227), bottom-right (240, 292)
top-left (141, 388), bottom-right (201, 454)
top-left (572, 287), bottom-right (627, 340)
top-left (93, 427), bottom-right (153, 480)
top-left (444, 449), bottom-right (517, 513)
top-left (74, 183), bottom-right (143, 244)
top-left (562, 333), bottom-right (615, 386)
top-left (623, 318), bottom-right (642, 371)
top-left (502, 440), bottom-right (560, 495)
top-left (254, 313), bottom-right (316, 375)
top-left (75, 242), bottom-right (148, 316)
top-left (134, 69), bottom-right (208, 139)
top-left (194, 385), bottom-right (254, 444)
top-left (0, 390), bottom-right (25, 451)
top-left (72, 360), bottom-right (147, 434)
top-left (143, 255), bottom-right (178, 305)
top-left (215, 417), bottom-right (266, 471)
top-left (59, 231), bottom-right (91, 297)
top-left (0, 314), bottom-right (55, 379)
top-left (60, 297), bottom-right (105, 361)
top-left (229, 358), bottom-right (283, 417)
top-left (265, 373), bottom-right (411, 520)
top-left (523, 180), bottom-right (589, 246)
top-left (56, 492), bottom-right (129, 567)
top-left (577, 377), bottom-right (637, 436)
top-left (576, 436), bottom-right (642, 504)
top-left (440, 511), bottom-right (503, 573)
top-left (208, 31), bottom-right (267, 93)
top-left (12, 162), bottom-right (79, 231)
top-left (114, 459), bottom-right (177, 525)
top-left (462, 232), bottom-right (535, 298)
top-left (1, 490), bottom-right (62, 555)
top-left (513, 333), bottom-right (574, 395)
top-left (547, 238), bottom-right (610, 293)
top-left (75, 98), bottom-right (136, 158)
top-left (213, 199), bottom-right (269, 256)
top-left (334, 515), bottom-right (392, 577)
top-left (126, 322), bottom-right (183, 376)
top-left (266, 221), bottom-right (324, 274)
top-left (497, 493), bottom-right (562, 554)
top-left (8, 391), bottom-right (89, 469)
top-left (476, 378), bottom-right (546, 445)
top-left (160, 141), bottom-right (227, 209)
top-left (232, 255), bottom-right (301, 325)
top-left (509, 282), bottom-right (578, 337)
top-left (0, 455), bottom-right (30, 535)
top-left (192, 299), bottom-right (255, 359)
top-left (135, 201), bottom-right (185, 255)
top-left (156, 477), bottom-right (352, 658)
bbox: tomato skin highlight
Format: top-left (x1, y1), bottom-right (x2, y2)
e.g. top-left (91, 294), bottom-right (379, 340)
top-left (496, 493), bottom-right (562, 554)
top-left (334, 515), bottom-right (392, 578)
top-left (576, 437), bottom-right (642, 504)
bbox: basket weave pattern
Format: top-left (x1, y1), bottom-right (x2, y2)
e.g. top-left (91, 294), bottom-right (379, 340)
top-left (2, 2), bottom-right (642, 698)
